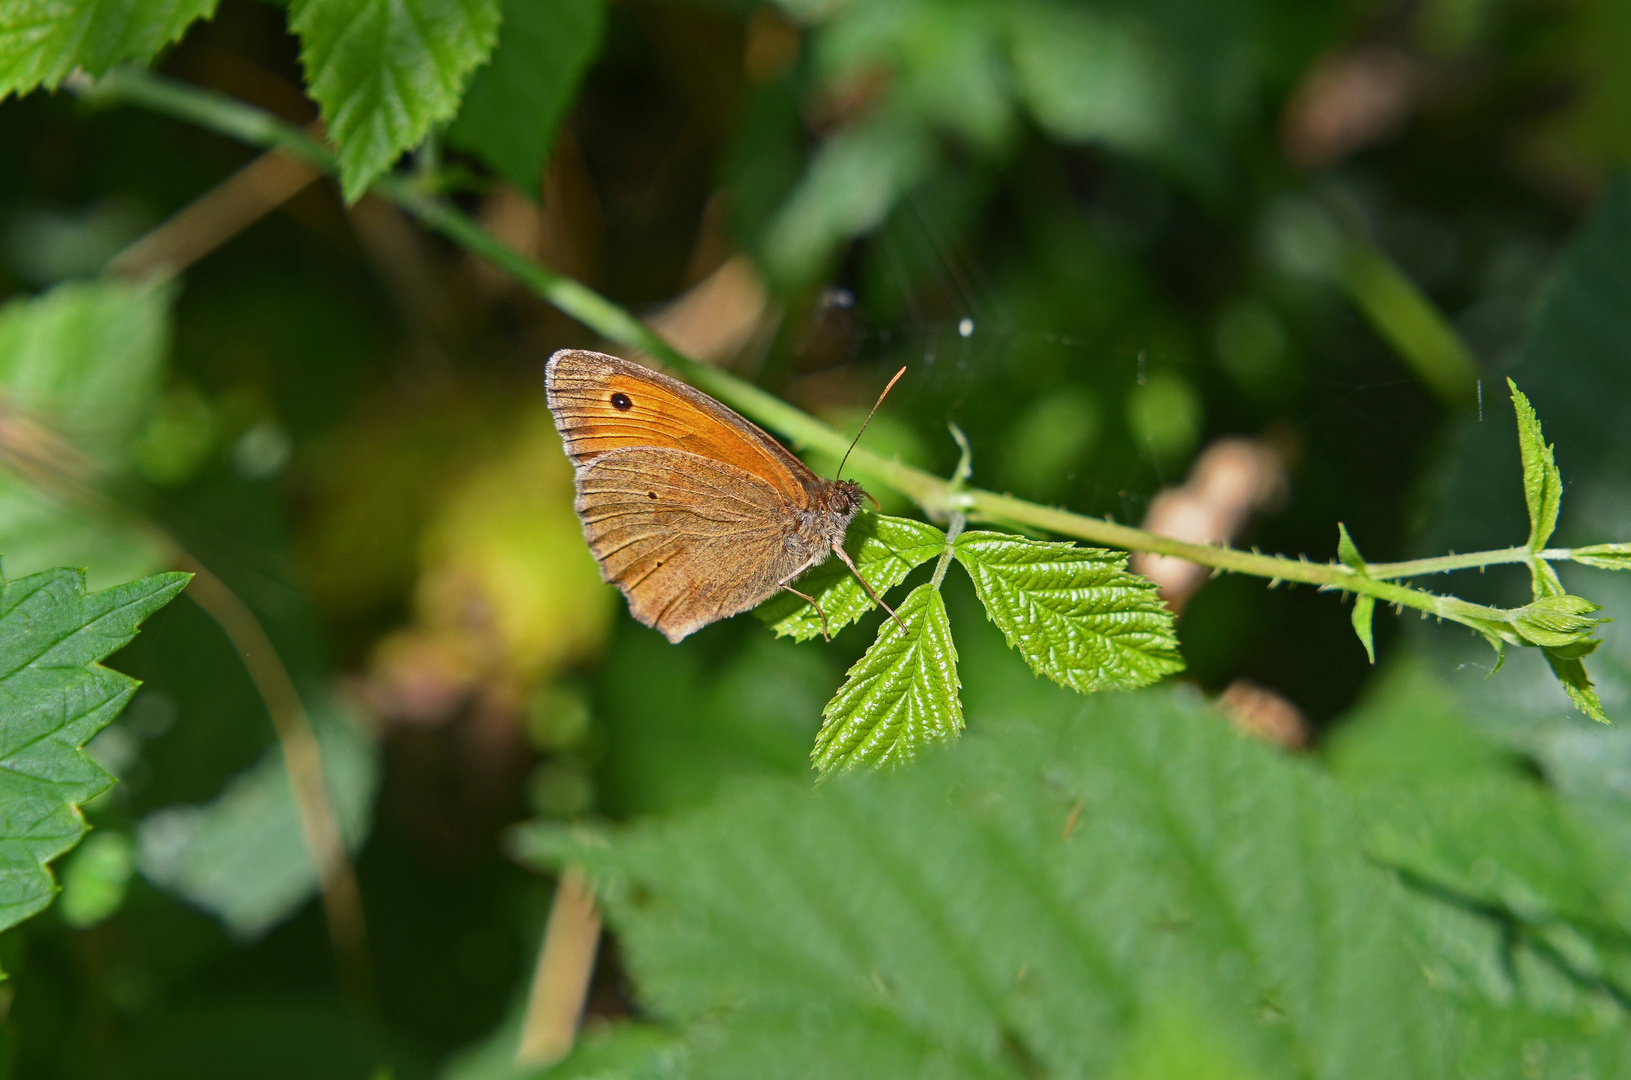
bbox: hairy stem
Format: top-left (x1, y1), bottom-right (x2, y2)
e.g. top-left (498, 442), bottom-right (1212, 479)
top-left (76, 67), bottom-right (1587, 641)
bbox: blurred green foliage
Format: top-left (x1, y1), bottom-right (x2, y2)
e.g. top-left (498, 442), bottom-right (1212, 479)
top-left (3, 0), bottom-right (1631, 1076)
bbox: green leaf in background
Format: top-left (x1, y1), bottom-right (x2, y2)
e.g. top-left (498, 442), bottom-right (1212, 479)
top-left (0, 0), bottom-right (219, 99)
top-left (289, 0), bottom-right (503, 202)
top-left (445, 0), bottom-right (604, 194)
top-left (0, 279), bottom-right (173, 587)
top-left (1456, 1004), bottom-right (1631, 1080)
top-left (440, 1000), bottom-right (681, 1080)
top-left (762, 108), bottom-right (935, 285)
top-left (0, 279), bottom-right (171, 462)
top-left (135, 697), bottom-right (378, 940)
top-left (952, 530), bottom-right (1183, 693)
top-left (1325, 660), bottom-right (1631, 1067)
top-left (1007, 3), bottom-right (1171, 157)
top-left (0, 566), bottom-right (189, 936)
top-left (56, 829), bottom-right (134, 928)
top-left (757, 512), bottom-right (944, 643)
top-left (811, 583), bottom-right (959, 775)
top-left (1376, 774), bottom-right (1631, 993)
top-left (1510, 380), bottom-right (1564, 553)
top-left (518, 687), bottom-right (1453, 1080)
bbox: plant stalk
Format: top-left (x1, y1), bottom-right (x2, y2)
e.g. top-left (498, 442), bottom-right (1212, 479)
top-left (74, 67), bottom-right (1595, 641)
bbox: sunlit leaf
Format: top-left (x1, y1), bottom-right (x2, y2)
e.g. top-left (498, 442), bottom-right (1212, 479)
top-left (952, 530), bottom-right (1182, 693)
top-left (517, 687), bottom-right (1455, 1080)
top-left (0, 279), bottom-right (171, 463)
top-left (0, 280), bottom-right (174, 588)
top-left (446, 0), bottom-right (604, 194)
top-left (290, 0), bottom-right (503, 201)
top-left (757, 513), bottom-right (944, 643)
top-left (1509, 594), bottom-right (1606, 650)
top-left (1509, 380), bottom-right (1564, 553)
top-left (1336, 522), bottom-right (1366, 575)
top-left (811, 583), bottom-right (959, 775)
top-left (0, 0), bottom-right (218, 99)
top-left (1572, 543), bottom-right (1631, 571)
top-left (0, 566), bottom-right (189, 935)
top-left (1545, 652), bottom-right (1610, 726)
top-left (1351, 594), bottom-right (1376, 665)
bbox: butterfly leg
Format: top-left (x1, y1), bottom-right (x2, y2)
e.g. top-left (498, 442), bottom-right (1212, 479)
top-left (830, 545), bottom-right (907, 633)
top-left (778, 583), bottom-right (832, 641)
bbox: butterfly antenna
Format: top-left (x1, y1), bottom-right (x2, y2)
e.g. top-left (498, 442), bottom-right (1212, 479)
top-left (836, 366), bottom-right (907, 480)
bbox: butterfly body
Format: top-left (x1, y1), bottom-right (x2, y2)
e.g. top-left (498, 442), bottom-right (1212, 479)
top-left (546, 349), bottom-right (864, 642)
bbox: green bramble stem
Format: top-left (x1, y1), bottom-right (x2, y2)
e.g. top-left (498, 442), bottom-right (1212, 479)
top-left (74, 67), bottom-right (1614, 640)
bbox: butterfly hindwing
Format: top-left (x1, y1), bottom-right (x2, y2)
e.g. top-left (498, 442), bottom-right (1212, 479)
top-left (573, 446), bottom-right (812, 641)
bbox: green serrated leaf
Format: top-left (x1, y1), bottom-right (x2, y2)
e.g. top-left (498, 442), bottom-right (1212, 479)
top-left (757, 513), bottom-right (944, 643)
top-left (1337, 522), bottom-right (1368, 576)
top-left (1508, 380), bottom-right (1564, 553)
top-left (290, 0), bottom-right (503, 202)
top-left (528, 687), bottom-right (1455, 1079)
top-left (1571, 543), bottom-right (1631, 570)
top-left (0, 0), bottom-right (219, 99)
top-left (1545, 651), bottom-right (1611, 725)
top-left (1510, 594), bottom-right (1607, 650)
top-left (0, 566), bottom-right (190, 934)
top-left (1351, 593), bottom-right (1377, 664)
top-left (952, 530), bottom-right (1183, 693)
top-left (811, 584), bottom-right (960, 775)
top-left (445, 0), bottom-right (604, 193)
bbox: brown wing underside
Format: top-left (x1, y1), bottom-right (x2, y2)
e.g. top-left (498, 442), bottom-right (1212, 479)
top-left (574, 447), bottom-right (815, 642)
top-left (546, 349), bottom-right (815, 508)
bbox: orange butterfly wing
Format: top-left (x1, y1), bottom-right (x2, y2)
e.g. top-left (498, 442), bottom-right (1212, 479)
top-left (545, 349), bottom-right (815, 505)
top-left (571, 446), bottom-right (810, 641)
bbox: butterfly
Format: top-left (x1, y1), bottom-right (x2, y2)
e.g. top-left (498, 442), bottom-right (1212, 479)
top-left (545, 349), bottom-right (900, 642)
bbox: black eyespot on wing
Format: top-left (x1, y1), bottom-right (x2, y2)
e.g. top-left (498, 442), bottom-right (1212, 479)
top-left (647, 491), bottom-right (657, 499)
top-left (610, 392), bottom-right (633, 411)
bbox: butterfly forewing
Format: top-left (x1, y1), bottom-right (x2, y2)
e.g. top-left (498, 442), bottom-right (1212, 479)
top-left (546, 351), bottom-right (815, 506)
top-left (574, 447), bottom-right (809, 641)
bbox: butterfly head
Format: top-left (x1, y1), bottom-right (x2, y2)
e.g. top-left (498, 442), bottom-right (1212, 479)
top-left (830, 478), bottom-right (865, 516)
top-left (803, 478), bottom-right (866, 551)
